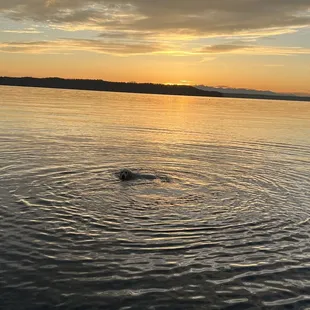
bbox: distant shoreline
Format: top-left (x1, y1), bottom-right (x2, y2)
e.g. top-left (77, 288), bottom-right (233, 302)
top-left (0, 77), bottom-right (222, 98)
top-left (1, 76), bottom-right (309, 102)
top-left (222, 92), bottom-right (310, 102)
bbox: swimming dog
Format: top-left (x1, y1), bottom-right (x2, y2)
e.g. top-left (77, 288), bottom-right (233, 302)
top-left (118, 169), bottom-right (157, 181)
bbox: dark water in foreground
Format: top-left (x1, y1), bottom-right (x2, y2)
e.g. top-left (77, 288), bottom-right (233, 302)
top-left (1, 86), bottom-right (310, 309)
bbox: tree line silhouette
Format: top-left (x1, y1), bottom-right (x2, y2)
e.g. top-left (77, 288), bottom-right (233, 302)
top-left (0, 77), bottom-right (223, 97)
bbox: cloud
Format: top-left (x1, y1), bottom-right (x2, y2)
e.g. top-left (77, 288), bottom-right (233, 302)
top-left (0, 39), bottom-right (170, 55)
top-left (1, 28), bottom-right (42, 34)
top-left (1, 40), bottom-right (310, 57)
top-left (200, 44), bottom-right (250, 53)
top-left (198, 44), bottom-right (310, 56)
top-left (0, 0), bottom-right (309, 40)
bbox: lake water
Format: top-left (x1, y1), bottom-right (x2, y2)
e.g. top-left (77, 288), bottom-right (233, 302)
top-left (1, 86), bottom-right (310, 309)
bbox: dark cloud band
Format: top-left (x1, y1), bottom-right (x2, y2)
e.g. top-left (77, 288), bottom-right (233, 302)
top-left (0, 0), bottom-right (309, 38)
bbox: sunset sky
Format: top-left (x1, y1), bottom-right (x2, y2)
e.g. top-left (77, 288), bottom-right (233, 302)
top-left (0, 0), bottom-right (309, 94)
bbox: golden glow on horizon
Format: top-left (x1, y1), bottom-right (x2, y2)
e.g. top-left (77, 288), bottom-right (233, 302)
top-left (1, 50), bottom-right (310, 95)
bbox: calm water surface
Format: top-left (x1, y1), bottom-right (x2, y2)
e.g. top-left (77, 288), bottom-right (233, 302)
top-left (1, 86), bottom-right (310, 309)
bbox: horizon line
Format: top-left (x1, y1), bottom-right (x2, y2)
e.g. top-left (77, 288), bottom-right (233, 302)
top-left (1, 75), bottom-right (310, 98)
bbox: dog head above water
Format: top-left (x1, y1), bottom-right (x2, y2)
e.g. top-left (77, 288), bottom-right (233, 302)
top-left (119, 169), bottom-right (134, 181)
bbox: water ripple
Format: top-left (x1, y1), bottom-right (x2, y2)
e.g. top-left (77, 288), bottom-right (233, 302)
top-left (1, 87), bottom-right (310, 309)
